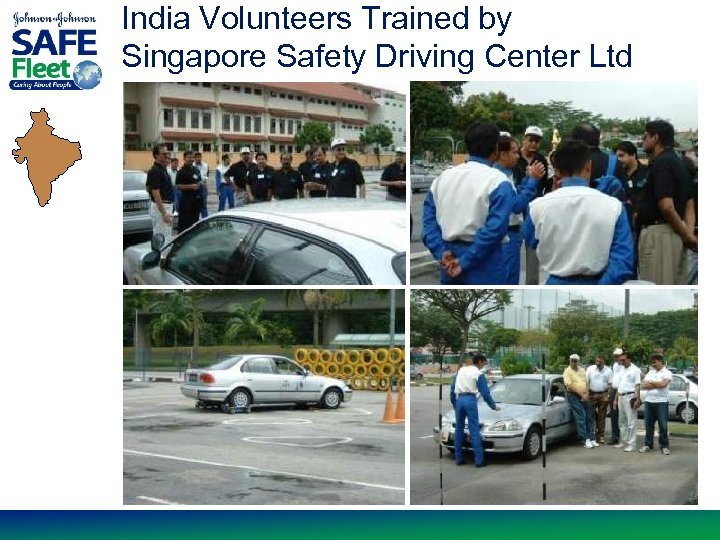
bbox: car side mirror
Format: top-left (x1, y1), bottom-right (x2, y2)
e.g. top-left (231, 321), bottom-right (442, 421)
top-left (141, 251), bottom-right (161, 270)
top-left (150, 233), bottom-right (165, 252)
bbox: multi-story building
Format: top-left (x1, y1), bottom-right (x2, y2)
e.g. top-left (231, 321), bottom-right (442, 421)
top-left (342, 83), bottom-right (406, 149)
top-left (124, 82), bottom-right (406, 156)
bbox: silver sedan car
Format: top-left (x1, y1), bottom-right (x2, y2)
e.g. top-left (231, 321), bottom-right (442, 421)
top-left (433, 374), bottom-right (577, 460)
top-left (181, 354), bottom-right (353, 410)
top-left (124, 199), bottom-right (406, 285)
top-left (123, 170), bottom-right (152, 245)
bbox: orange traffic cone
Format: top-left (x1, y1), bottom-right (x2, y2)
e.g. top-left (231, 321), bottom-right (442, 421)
top-left (394, 385), bottom-right (405, 422)
top-left (381, 383), bottom-right (403, 424)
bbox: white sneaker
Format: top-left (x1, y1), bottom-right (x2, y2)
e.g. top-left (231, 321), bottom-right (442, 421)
top-left (638, 445), bottom-right (652, 453)
top-left (613, 442), bottom-right (625, 449)
top-left (623, 445), bottom-right (636, 452)
top-left (591, 440), bottom-right (600, 447)
top-left (584, 439), bottom-right (594, 449)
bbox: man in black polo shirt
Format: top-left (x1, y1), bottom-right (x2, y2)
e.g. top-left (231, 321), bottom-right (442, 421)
top-left (246, 151), bottom-right (274, 202)
top-left (145, 144), bottom-right (174, 246)
top-left (297, 148), bottom-right (314, 190)
top-left (513, 126), bottom-right (548, 285)
top-left (175, 150), bottom-right (203, 234)
top-left (224, 146), bottom-right (256, 206)
top-left (328, 138), bottom-right (365, 198)
top-left (614, 140), bottom-right (649, 230)
top-left (272, 152), bottom-right (303, 200)
top-left (380, 147), bottom-right (406, 202)
top-left (636, 120), bottom-right (697, 284)
top-left (305, 148), bottom-right (332, 198)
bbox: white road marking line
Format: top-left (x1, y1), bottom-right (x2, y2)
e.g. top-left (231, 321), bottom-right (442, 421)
top-left (242, 436), bottom-right (352, 448)
top-left (419, 435), bottom-right (435, 439)
top-left (136, 495), bottom-right (182, 505)
top-left (124, 449), bottom-right (404, 492)
top-left (332, 408), bottom-right (373, 416)
top-left (157, 401), bottom-right (186, 406)
top-left (222, 418), bottom-right (312, 426)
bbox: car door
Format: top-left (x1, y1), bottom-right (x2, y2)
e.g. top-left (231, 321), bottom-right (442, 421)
top-left (241, 226), bottom-right (367, 285)
top-left (545, 379), bottom-right (575, 441)
top-left (158, 218), bottom-right (255, 284)
top-left (271, 357), bottom-right (315, 402)
top-left (667, 375), bottom-right (690, 415)
top-left (241, 357), bottom-right (280, 403)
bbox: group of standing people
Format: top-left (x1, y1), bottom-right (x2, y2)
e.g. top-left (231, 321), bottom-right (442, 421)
top-left (422, 119), bottom-right (697, 285)
top-left (563, 349), bottom-right (674, 455)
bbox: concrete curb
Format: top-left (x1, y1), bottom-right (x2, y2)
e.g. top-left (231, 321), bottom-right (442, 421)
top-left (410, 251), bottom-right (437, 278)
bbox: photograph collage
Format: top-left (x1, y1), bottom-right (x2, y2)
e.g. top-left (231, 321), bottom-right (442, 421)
top-left (122, 80), bottom-right (698, 507)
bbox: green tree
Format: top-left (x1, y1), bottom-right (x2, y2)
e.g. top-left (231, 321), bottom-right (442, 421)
top-left (517, 329), bottom-right (551, 348)
top-left (294, 121), bottom-right (332, 149)
top-left (284, 290), bottom-right (357, 346)
top-left (471, 320), bottom-right (520, 356)
top-left (148, 291), bottom-right (194, 361)
top-left (625, 336), bottom-right (655, 367)
top-left (410, 81), bottom-right (457, 152)
top-left (667, 336), bottom-right (698, 368)
top-left (500, 354), bottom-right (535, 376)
top-left (410, 302), bottom-right (463, 362)
top-left (412, 290), bottom-right (512, 367)
top-left (360, 124), bottom-right (394, 164)
top-left (224, 299), bottom-right (268, 346)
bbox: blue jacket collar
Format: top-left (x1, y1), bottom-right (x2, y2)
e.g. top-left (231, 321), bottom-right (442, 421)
top-left (561, 177), bottom-right (590, 188)
top-left (468, 156), bottom-right (493, 167)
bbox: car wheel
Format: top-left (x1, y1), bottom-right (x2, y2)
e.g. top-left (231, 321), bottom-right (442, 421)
top-left (228, 388), bottom-right (252, 409)
top-left (321, 387), bottom-right (342, 409)
top-left (522, 426), bottom-right (542, 460)
top-left (416, 373), bottom-right (423, 381)
top-left (677, 402), bottom-right (698, 424)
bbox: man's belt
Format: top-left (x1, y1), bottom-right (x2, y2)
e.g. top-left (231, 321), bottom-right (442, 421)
top-left (619, 392), bottom-right (635, 396)
top-left (590, 390), bottom-right (608, 394)
top-left (507, 224), bottom-right (521, 233)
top-left (551, 272), bottom-right (602, 281)
top-left (458, 392), bottom-right (476, 396)
top-left (639, 219), bottom-right (667, 229)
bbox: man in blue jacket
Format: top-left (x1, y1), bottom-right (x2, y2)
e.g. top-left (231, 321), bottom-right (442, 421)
top-left (450, 353), bottom-right (500, 467)
top-left (523, 139), bottom-right (634, 285)
top-left (422, 122), bottom-right (515, 284)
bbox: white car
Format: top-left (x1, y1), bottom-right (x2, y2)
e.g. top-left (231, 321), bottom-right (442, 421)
top-left (181, 354), bottom-right (352, 410)
top-left (123, 170), bottom-right (152, 246)
top-left (123, 199), bottom-right (406, 285)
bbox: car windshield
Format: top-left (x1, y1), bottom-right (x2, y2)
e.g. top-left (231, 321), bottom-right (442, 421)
top-left (206, 355), bottom-right (242, 370)
top-left (124, 171), bottom-right (146, 191)
top-left (490, 378), bottom-right (546, 405)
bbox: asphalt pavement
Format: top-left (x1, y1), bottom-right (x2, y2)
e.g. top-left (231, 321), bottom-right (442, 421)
top-left (410, 385), bottom-right (698, 505)
top-left (124, 380), bottom-right (405, 505)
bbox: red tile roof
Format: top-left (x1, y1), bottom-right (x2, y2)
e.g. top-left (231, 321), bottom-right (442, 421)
top-left (256, 83), bottom-right (376, 106)
top-left (160, 97), bottom-right (215, 108)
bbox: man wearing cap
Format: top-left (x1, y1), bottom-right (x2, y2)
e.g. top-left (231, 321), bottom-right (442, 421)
top-left (614, 351), bottom-right (642, 452)
top-left (513, 126), bottom-right (550, 285)
top-left (224, 147), bottom-right (256, 206)
top-left (563, 354), bottom-right (596, 449)
top-left (523, 139), bottom-right (634, 285)
top-left (328, 139), bottom-right (365, 198)
top-left (422, 121), bottom-right (515, 284)
top-left (380, 147), bottom-right (407, 202)
top-left (451, 353), bottom-right (501, 467)
top-left (586, 355), bottom-right (613, 444)
top-left (636, 119), bottom-right (696, 284)
top-left (639, 354), bottom-right (673, 455)
top-left (607, 348), bottom-right (625, 445)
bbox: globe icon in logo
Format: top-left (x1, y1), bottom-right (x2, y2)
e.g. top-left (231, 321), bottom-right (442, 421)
top-left (72, 61), bottom-right (102, 90)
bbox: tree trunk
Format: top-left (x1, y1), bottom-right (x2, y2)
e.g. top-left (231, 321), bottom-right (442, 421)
top-left (192, 310), bottom-right (200, 367)
top-left (459, 325), bottom-right (469, 368)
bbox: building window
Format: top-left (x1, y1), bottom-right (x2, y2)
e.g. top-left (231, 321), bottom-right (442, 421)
top-left (233, 114), bottom-right (241, 132)
top-left (270, 118), bottom-right (277, 134)
top-left (191, 142), bottom-right (200, 151)
top-left (233, 85), bottom-right (241, 92)
top-left (177, 109), bottom-right (186, 128)
top-left (288, 121), bottom-right (294, 135)
top-left (254, 88), bottom-right (262, 96)
top-left (201, 82), bottom-right (211, 88)
top-left (233, 143), bottom-right (242, 152)
top-left (163, 108), bottom-right (173, 128)
top-left (279, 119), bottom-right (285, 135)
top-left (297, 95), bottom-right (303, 101)
top-left (244, 116), bottom-right (252, 132)
top-left (330, 101), bottom-right (336, 106)
top-left (124, 112), bottom-right (138, 132)
top-left (270, 91), bottom-right (277, 97)
top-left (222, 143), bottom-right (231, 152)
top-left (222, 114), bottom-right (231, 131)
top-left (244, 87), bottom-right (252, 94)
top-left (221, 84), bottom-right (231, 90)
top-left (190, 111), bottom-right (199, 129)
top-left (202, 143), bottom-right (212, 152)
top-left (165, 142), bottom-right (175, 152)
top-left (202, 112), bottom-right (212, 130)
top-left (254, 116), bottom-right (262, 133)
top-left (190, 82), bottom-right (199, 87)
top-left (270, 145), bottom-right (276, 153)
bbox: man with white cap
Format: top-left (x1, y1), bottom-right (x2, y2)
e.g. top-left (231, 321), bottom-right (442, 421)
top-left (513, 126), bottom-right (550, 284)
top-left (380, 147), bottom-right (406, 202)
top-left (224, 147), bottom-right (256, 206)
top-left (607, 347), bottom-right (624, 445)
top-left (563, 353), bottom-right (596, 449)
top-left (328, 138), bottom-right (365, 198)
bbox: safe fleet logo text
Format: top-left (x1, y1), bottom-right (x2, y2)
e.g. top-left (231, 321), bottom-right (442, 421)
top-left (10, 12), bottom-right (101, 91)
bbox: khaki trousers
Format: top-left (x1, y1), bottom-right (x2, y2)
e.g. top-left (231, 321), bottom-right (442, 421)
top-left (638, 224), bottom-right (685, 285)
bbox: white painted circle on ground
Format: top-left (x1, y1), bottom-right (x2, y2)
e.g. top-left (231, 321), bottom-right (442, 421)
top-left (222, 417), bottom-right (312, 426)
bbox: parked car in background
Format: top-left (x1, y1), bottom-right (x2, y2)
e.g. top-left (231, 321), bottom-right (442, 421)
top-left (638, 374), bottom-right (698, 423)
top-left (181, 354), bottom-right (352, 410)
top-left (124, 199), bottom-right (406, 285)
top-left (410, 365), bottom-right (423, 381)
top-left (123, 170), bottom-right (152, 247)
top-left (434, 374), bottom-right (576, 460)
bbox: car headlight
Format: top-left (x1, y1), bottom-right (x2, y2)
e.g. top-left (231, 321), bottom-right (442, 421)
top-left (486, 419), bottom-right (522, 432)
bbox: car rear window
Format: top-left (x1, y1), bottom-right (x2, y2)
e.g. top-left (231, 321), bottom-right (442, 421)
top-left (207, 356), bottom-right (242, 370)
top-left (124, 171), bottom-right (146, 191)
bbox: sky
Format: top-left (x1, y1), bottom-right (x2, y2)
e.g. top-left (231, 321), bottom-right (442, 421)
top-left (485, 288), bottom-right (697, 330)
top-left (464, 81), bottom-right (698, 131)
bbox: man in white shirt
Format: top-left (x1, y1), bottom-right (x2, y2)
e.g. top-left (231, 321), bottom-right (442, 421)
top-left (586, 355), bottom-right (613, 444)
top-left (639, 354), bottom-right (673, 455)
top-left (614, 351), bottom-right (642, 452)
top-left (608, 348), bottom-right (624, 445)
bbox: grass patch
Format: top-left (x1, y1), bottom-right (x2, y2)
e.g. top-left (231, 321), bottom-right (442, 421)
top-left (668, 421), bottom-right (698, 437)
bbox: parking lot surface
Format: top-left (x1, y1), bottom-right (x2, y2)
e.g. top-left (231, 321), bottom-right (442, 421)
top-left (410, 385), bottom-right (697, 505)
top-left (124, 381), bottom-right (405, 505)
